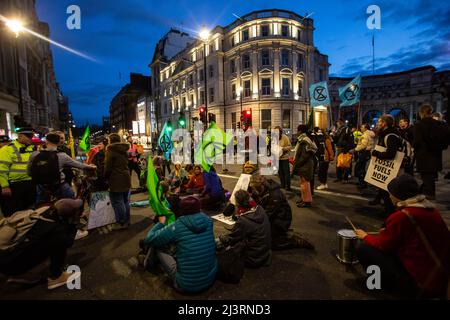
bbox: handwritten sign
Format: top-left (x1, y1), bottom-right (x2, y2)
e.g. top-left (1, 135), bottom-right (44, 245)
top-left (229, 174), bottom-right (252, 205)
top-left (364, 145), bottom-right (404, 191)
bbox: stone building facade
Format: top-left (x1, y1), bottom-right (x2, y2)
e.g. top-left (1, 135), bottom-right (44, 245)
top-left (0, 0), bottom-right (65, 136)
top-left (329, 66), bottom-right (450, 127)
top-left (151, 9), bottom-right (330, 138)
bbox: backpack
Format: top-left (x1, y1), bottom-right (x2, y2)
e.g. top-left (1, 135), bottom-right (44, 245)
top-left (312, 134), bottom-right (326, 162)
top-left (30, 151), bottom-right (61, 186)
top-left (385, 134), bottom-right (414, 167)
top-left (0, 207), bottom-right (53, 251)
top-left (216, 241), bottom-right (246, 284)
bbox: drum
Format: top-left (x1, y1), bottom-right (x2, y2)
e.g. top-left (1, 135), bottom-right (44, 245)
top-left (336, 229), bottom-right (359, 264)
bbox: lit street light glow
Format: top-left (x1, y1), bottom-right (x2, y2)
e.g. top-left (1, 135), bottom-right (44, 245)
top-left (5, 19), bottom-right (24, 38)
top-left (0, 14), bottom-right (98, 63)
top-left (199, 28), bottom-right (210, 41)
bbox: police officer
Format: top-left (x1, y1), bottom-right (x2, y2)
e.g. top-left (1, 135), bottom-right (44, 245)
top-left (0, 127), bottom-right (36, 216)
top-left (0, 136), bottom-right (12, 149)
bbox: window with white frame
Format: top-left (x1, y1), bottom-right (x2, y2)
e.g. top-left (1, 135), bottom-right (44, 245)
top-left (230, 59), bottom-right (236, 73)
top-left (209, 87), bottom-right (214, 103)
top-left (281, 49), bottom-right (290, 66)
top-left (261, 109), bottom-right (272, 130)
top-left (261, 78), bottom-right (271, 96)
top-left (261, 50), bottom-right (270, 66)
top-left (261, 25), bottom-right (269, 37)
top-left (243, 28), bottom-right (249, 41)
top-left (282, 78), bottom-right (290, 96)
top-left (244, 80), bottom-right (251, 97)
top-left (243, 54), bottom-right (251, 69)
top-left (281, 25), bottom-right (289, 37)
top-left (231, 84), bottom-right (237, 100)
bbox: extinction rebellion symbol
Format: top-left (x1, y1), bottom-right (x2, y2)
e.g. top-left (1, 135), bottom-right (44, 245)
top-left (344, 84), bottom-right (360, 101)
top-left (159, 134), bottom-right (172, 153)
top-left (313, 86), bottom-right (327, 102)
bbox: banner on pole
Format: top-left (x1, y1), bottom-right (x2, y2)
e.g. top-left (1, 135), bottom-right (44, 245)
top-left (364, 146), bottom-right (404, 191)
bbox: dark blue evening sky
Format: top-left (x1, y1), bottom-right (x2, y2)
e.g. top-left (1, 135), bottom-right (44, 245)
top-left (34, 0), bottom-right (450, 125)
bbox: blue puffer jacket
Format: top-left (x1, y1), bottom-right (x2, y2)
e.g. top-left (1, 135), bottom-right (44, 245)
top-left (144, 213), bottom-right (217, 293)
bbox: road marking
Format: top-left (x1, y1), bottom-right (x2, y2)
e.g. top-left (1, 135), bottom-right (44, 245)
top-left (218, 174), bottom-right (369, 201)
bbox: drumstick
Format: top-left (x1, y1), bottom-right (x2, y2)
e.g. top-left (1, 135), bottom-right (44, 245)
top-left (346, 216), bottom-right (357, 232)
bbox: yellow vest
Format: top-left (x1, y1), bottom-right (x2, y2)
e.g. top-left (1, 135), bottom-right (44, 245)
top-left (0, 140), bottom-right (34, 188)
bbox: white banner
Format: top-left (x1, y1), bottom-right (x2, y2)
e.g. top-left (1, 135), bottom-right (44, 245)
top-left (364, 145), bottom-right (404, 191)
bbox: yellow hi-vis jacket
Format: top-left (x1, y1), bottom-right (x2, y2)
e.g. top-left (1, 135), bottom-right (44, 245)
top-left (0, 140), bottom-right (34, 188)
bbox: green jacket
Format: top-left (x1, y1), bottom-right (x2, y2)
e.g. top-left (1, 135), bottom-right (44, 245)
top-left (0, 140), bottom-right (34, 188)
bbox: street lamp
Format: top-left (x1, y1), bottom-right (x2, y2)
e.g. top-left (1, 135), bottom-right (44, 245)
top-left (5, 19), bottom-right (24, 118)
top-left (199, 27), bottom-right (210, 129)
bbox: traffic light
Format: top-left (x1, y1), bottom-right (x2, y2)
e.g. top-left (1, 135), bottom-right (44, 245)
top-left (178, 112), bottom-right (186, 128)
top-left (199, 106), bottom-right (207, 124)
top-left (242, 109), bottom-right (252, 131)
top-left (166, 120), bottom-right (173, 133)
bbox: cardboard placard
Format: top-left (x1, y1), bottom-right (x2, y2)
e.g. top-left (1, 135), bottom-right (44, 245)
top-left (364, 145), bottom-right (404, 191)
top-left (229, 174), bottom-right (252, 205)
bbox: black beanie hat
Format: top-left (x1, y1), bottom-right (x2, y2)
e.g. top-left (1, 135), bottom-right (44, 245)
top-left (387, 174), bottom-right (420, 201)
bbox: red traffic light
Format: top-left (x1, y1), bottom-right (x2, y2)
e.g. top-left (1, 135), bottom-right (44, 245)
top-left (199, 107), bottom-right (205, 113)
top-left (246, 110), bottom-right (252, 116)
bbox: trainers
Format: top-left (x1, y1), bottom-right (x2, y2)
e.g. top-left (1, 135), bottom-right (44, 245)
top-left (316, 184), bottom-right (328, 190)
top-left (296, 202), bottom-right (312, 208)
top-left (48, 271), bottom-right (81, 290)
top-left (75, 230), bottom-right (89, 240)
top-left (7, 274), bottom-right (42, 285)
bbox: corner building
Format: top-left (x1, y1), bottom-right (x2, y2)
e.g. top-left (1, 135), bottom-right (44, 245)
top-left (151, 9), bottom-right (330, 138)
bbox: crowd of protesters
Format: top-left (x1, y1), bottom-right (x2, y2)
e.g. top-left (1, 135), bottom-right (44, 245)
top-left (0, 103), bottom-right (449, 299)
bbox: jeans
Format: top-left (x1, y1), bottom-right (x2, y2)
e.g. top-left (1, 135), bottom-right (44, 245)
top-left (356, 243), bottom-right (420, 298)
top-left (317, 161), bottom-right (329, 184)
top-left (36, 183), bottom-right (75, 205)
top-left (278, 159), bottom-right (291, 189)
top-left (355, 151), bottom-right (371, 187)
top-left (157, 250), bottom-right (183, 291)
top-left (110, 191), bottom-right (131, 225)
top-left (128, 161), bottom-right (141, 181)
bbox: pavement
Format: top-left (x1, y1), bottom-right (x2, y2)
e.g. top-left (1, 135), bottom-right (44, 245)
top-left (0, 151), bottom-right (449, 300)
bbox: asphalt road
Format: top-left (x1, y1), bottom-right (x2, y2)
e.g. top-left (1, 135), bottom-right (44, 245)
top-left (1, 158), bottom-right (449, 300)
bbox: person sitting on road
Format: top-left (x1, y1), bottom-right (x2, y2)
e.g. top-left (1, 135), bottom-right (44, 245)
top-left (249, 175), bottom-right (314, 250)
top-left (355, 174), bottom-right (450, 299)
top-left (217, 190), bottom-right (272, 268)
top-left (0, 199), bottom-right (83, 290)
top-left (185, 165), bottom-right (205, 194)
top-left (168, 161), bottom-right (187, 192)
top-left (144, 196), bottom-right (217, 293)
top-left (200, 166), bottom-right (225, 210)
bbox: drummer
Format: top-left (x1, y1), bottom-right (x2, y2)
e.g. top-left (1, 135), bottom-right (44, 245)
top-left (355, 174), bottom-right (450, 299)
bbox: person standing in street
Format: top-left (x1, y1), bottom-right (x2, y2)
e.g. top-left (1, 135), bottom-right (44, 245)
top-left (399, 118), bottom-right (415, 175)
top-left (127, 136), bottom-right (141, 186)
top-left (274, 126), bottom-right (292, 192)
top-left (369, 115), bottom-right (403, 216)
top-left (28, 132), bottom-right (96, 205)
top-left (333, 119), bottom-right (354, 183)
top-left (312, 127), bottom-right (334, 191)
top-left (353, 124), bottom-right (376, 189)
top-left (293, 125), bottom-right (317, 208)
top-left (105, 134), bottom-right (132, 230)
top-left (0, 126), bottom-right (36, 216)
top-left (413, 104), bottom-right (450, 200)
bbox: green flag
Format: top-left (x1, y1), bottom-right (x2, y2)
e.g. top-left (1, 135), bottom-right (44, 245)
top-left (146, 156), bottom-right (175, 224)
top-left (158, 121), bottom-right (174, 160)
top-left (79, 126), bottom-right (91, 151)
top-left (195, 122), bottom-right (233, 172)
